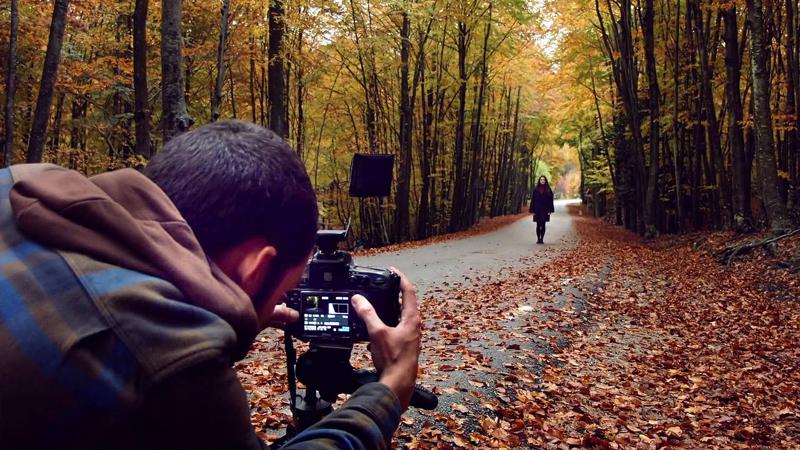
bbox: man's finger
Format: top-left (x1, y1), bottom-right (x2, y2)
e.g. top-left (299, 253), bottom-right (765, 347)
top-left (352, 294), bottom-right (386, 334)
top-left (270, 304), bottom-right (299, 325)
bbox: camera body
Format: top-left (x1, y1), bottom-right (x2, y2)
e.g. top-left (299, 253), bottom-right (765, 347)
top-left (286, 230), bottom-right (401, 342)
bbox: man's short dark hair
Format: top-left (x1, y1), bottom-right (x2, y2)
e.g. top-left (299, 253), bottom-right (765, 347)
top-left (144, 120), bottom-right (318, 266)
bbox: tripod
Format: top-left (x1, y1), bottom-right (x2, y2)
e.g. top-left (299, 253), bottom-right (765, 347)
top-left (268, 334), bottom-right (437, 448)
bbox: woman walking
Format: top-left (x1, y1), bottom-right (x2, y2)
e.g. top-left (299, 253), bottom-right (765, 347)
top-left (529, 176), bottom-right (555, 244)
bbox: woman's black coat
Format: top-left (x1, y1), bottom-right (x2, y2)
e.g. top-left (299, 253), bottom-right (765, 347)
top-left (529, 187), bottom-right (555, 222)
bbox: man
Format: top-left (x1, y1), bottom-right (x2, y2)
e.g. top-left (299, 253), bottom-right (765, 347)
top-left (0, 120), bottom-right (421, 449)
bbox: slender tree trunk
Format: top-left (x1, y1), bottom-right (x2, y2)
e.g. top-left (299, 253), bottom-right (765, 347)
top-left (295, 29), bottom-right (305, 159)
top-left (467, 6), bottom-right (491, 226)
top-left (228, 71), bottom-right (237, 118)
top-left (748, 0), bottom-right (791, 232)
top-left (3, 0), bottom-right (18, 167)
top-left (268, 0), bottom-right (287, 138)
top-left (723, 5), bottom-right (752, 231)
top-left (260, 43), bottom-right (267, 126)
top-left (506, 88), bottom-right (522, 214)
top-left (133, 0), bottom-right (151, 157)
top-left (786, 0), bottom-right (800, 211)
top-left (417, 69), bottom-right (432, 239)
top-left (27, 0), bottom-right (69, 163)
top-left (395, 9), bottom-right (412, 241)
top-left (249, 35), bottom-right (257, 123)
top-left (641, 0), bottom-right (661, 237)
top-left (185, 55), bottom-right (193, 107)
top-left (49, 93), bottom-right (64, 152)
top-left (161, 0), bottom-right (193, 143)
top-left (211, 0), bottom-right (230, 122)
top-left (672, 0), bottom-right (682, 228)
top-left (449, 20), bottom-right (469, 232)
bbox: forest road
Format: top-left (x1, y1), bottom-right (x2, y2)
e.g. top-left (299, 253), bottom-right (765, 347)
top-left (353, 199), bottom-right (583, 439)
top-left (357, 199), bottom-right (581, 298)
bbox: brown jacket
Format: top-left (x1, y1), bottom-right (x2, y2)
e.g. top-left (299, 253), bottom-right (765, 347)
top-left (0, 165), bottom-right (401, 449)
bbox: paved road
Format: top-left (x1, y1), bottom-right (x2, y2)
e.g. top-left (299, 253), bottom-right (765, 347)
top-left (357, 199), bottom-right (580, 297)
top-left (354, 200), bottom-right (583, 440)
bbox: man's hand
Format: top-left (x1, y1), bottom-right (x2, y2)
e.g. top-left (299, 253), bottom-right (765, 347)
top-left (266, 303), bottom-right (299, 329)
top-left (351, 268), bottom-right (421, 411)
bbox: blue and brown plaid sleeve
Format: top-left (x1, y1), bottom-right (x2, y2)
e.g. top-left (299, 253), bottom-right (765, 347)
top-left (281, 382), bottom-right (402, 450)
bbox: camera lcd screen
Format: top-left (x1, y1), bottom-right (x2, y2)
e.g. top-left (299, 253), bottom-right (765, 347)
top-left (300, 292), bottom-right (352, 336)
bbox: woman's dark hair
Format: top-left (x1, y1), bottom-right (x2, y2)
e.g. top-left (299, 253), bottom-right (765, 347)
top-left (144, 120), bottom-right (318, 266)
top-left (538, 175), bottom-right (552, 190)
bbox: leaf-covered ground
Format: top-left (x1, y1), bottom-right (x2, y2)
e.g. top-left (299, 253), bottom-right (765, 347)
top-left (238, 209), bottom-right (800, 449)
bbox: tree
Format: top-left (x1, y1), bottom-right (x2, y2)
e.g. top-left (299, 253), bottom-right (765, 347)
top-left (3, 0), bottom-right (18, 167)
top-left (268, 0), bottom-right (287, 138)
top-left (395, 7), bottom-right (412, 241)
top-left (133, 0), bottom-right (151, 157)
top-left (27, 0), bottom-right (70, 163)
top-left (722, 4), bottom-right (752, 231)
top-left (747, 0), bottom-right (791, 233)
top-left (211, 0), bottom-right (231, 122)
top-left (161, 0), bottom-right (193, 143)
top-left (449, 15), bottom-right (472, 232)
top-left (640, 0), bottom-right (661, 238)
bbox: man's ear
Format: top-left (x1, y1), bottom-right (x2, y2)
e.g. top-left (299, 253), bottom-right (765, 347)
top-left (240, 245), bottom-right (278, 297)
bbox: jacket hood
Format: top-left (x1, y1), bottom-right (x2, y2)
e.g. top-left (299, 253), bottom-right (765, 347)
top-left (8, 164), bottom-right (260, 359)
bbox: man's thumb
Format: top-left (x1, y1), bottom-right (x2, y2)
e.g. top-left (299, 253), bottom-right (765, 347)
top-left (352, 295), bottom-right (384, 332)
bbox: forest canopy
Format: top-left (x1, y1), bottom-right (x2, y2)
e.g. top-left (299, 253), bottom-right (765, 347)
top-left (2, 0), bottom-right (798, 245)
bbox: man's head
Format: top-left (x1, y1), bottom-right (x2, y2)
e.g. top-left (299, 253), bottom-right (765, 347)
top-left (144, 120), bottom-right (318, 327)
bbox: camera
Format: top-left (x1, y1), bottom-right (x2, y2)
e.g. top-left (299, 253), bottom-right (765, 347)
top-left (286, 229), bottom-right (401, 342)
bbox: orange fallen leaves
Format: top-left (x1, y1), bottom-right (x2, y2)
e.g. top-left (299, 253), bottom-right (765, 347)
top-left (238, 208), bottom-right (800, 449)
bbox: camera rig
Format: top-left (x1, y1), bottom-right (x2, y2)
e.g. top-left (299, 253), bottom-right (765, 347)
top-left (271, 229), bottom-right (438, 447)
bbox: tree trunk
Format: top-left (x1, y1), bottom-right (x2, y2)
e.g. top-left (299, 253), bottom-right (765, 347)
top-left (133, 0), bottom-right (151, 157)
top-left (249, 34), bottom-right (257, 124)
top-left (268, 0), bottom-right (287, 138)
top-left (295, 29), bottom-right (305, 159)
top-left (748, 0), bottom-right (791, 232)
top-left (211, 0), bottom-right (230, 122)
top-left (449, 20), bottom-right (469, 232)
top-left (395, 9), bottom-right (412, 241)
top-left (27, 0), bottom-right (69, 163)
top-left (3, 0), bottom-right (18, 167)
top-left (785, 0), bottom-right (800, 211)
top-left (671, 0), bottom-right (683, 229)
top-left (467, 6), bottom-right (491, 226)
top-left (161, 0), bottom-right (193, 143)
top-left (49, 93), bottom-right (64, 152)
top-left (417, 68), bottom-right (433, 239)
top-left (723, 5), bottom-right (752, 231)
top-left (641, 0), bottom-right (661, 237)
top-left (691, 0), bottom-right (732, 229)
top-left (228, 71), bottom-right (237, 118)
